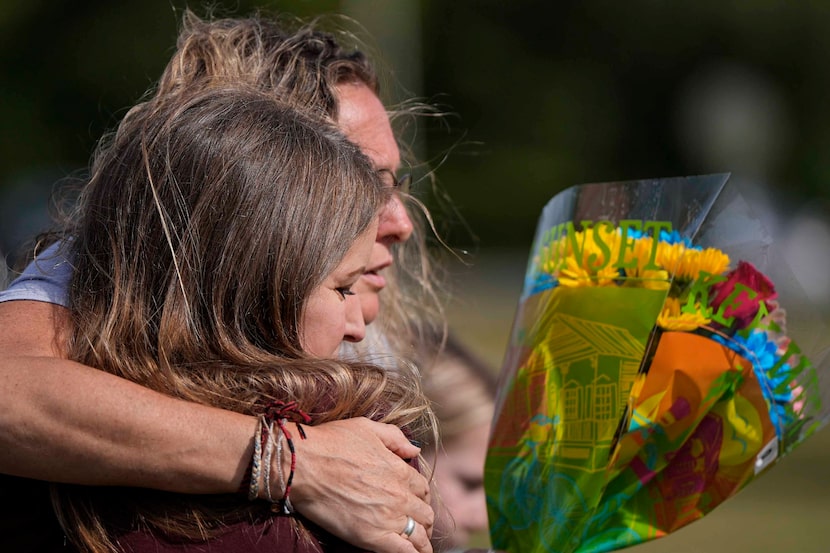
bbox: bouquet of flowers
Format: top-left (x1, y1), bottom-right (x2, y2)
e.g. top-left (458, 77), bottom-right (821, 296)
top-left (485, 174), bottom-right (830, 553)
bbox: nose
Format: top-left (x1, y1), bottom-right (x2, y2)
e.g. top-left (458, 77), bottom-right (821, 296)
top-left (343, 293), bottom-right (367, 343)
top-left (456, 491), bottom-right (489, 535)
top-left (377, 193), bottom-right (414, 244)
top-left (470, 497), bottom-right (489, 532)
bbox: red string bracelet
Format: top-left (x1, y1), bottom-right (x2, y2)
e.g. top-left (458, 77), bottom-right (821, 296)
top-left (263, 400), bottom-right (311, 514)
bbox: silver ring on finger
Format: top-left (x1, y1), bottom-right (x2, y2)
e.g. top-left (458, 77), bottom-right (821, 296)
top-left (401, 516), bottom-right (416, 539)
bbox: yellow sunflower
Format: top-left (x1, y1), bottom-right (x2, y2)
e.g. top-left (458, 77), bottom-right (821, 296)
top-left (676, 247), bottom-right (731, 281)
top-left (558, 255), bottom-right (619, 287)
top-left (657, 296), bottom-right (711, 331)
top-left (654, 241), bottom-right (687, 276)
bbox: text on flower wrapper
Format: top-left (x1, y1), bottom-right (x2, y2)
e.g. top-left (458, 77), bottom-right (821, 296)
top-left (537, 219), bottom-right (675, 274)
top-left (685, 271), bottom-right (757, 326)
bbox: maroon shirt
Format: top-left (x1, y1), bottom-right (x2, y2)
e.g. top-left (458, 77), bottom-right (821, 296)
top-left (118, 515), bottom-right (367, 553)
top-left (0, 440), bottom-right (418, 552)
top-left (0, 475), bottom-right (77, 552)
top-left (0, 475), bottom-right (367, 553)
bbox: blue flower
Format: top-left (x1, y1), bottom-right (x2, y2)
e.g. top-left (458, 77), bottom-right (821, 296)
top-left (658, 229), bottom-right (702, 250)
top-left (713, 330), bottom-right (793, 437)
top-left (621, 227), bottom-right (701, 249)
top-left (528, 272), bottom-right (557, 296)
top-left (625, 228), bottom-right (647, 240)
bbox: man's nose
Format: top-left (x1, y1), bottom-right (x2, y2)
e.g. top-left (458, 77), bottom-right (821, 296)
top-left (377, 194), bottom-right (413, 244)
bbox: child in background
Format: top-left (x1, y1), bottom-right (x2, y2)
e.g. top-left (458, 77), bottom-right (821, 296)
top-left (422, 335), bottom-right (497, 553)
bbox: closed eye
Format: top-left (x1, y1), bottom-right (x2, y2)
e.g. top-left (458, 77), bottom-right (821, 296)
top-left (335, 287), bottom-right (356, 299)
top-left (378, 169), bottom-right (412, 192)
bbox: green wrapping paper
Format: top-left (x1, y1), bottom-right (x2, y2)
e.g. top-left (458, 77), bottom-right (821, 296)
top-left (485, 174), bottom-right (829, 552)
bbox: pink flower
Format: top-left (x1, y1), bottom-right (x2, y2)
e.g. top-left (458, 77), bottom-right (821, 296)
top-left (709, 261), bottom-right (777, 329)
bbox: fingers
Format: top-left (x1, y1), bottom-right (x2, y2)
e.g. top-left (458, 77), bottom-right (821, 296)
top-left (366, 419), bottom-right (422, 461)
top-left (404, 484), bottom-right (434, 537)
top-left (374, 517), bottom-right (433, 553)
top-left (283, 418), bottom-right (435, 553)
top-left (400, 516), bottom-right (432, 553)
top-left (360, 418), bottom-right (430, 505)
top-left (407, 461), bottom-right (431, 503)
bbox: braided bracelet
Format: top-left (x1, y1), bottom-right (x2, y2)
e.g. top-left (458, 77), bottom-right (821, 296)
top-left (275, 425), bottom-right (286, 502)
top-left (239, 401), bottom-right (311, 508)
top-left (263, 400), bottom-right (311, 513)
top-left (262, 420), bottom-right (276, 503)
top-left (246, 416), bottom-right (265, 501)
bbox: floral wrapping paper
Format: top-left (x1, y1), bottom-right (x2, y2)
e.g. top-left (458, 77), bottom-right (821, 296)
top-left (485, 174), bottom-right (830, 553)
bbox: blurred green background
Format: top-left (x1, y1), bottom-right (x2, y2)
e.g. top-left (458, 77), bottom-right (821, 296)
top-left (2, 1), bottom-right (829, 551)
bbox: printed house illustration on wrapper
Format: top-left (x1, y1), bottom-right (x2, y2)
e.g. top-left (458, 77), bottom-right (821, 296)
top-left (543, 314), bottom-right (641, 471)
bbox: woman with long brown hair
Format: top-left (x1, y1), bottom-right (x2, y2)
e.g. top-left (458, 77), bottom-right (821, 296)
top-left (50, 86), bottom-right (435, 552)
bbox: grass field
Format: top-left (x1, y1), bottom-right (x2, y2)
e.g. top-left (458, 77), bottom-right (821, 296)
top-left (445, 249), bottom-right (830, 553)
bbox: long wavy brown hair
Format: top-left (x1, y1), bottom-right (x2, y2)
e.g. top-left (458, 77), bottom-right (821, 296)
top-left (51, 87), bottom-right (434, 552)
top-left (150, 9), bottom-right (447, 366)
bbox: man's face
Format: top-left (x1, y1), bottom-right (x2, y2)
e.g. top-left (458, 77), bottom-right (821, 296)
top-left (336, 82), bottom-right (414, 325)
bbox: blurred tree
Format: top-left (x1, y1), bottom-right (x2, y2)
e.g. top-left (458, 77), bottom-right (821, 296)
top-left (2, 0), bottom-right (830, 256)
top-left (421, 0), bottom-right (830, 247)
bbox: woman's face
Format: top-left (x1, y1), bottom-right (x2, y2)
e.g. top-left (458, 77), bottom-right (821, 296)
top-left (300, 221), bottom-right (378, 357)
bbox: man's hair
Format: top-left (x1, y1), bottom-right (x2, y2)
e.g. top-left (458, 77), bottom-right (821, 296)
top-left (156, 10), bottom-right (378, 121)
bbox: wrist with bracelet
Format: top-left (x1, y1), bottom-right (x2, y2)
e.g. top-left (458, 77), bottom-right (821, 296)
top-left (238, 400), bottom-right (310, 514)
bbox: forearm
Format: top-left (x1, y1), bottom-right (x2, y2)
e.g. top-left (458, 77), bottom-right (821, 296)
top-left (0, 300), bottom-right (256, 492)
top-left (0, 354), bottom-right (256, 491)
